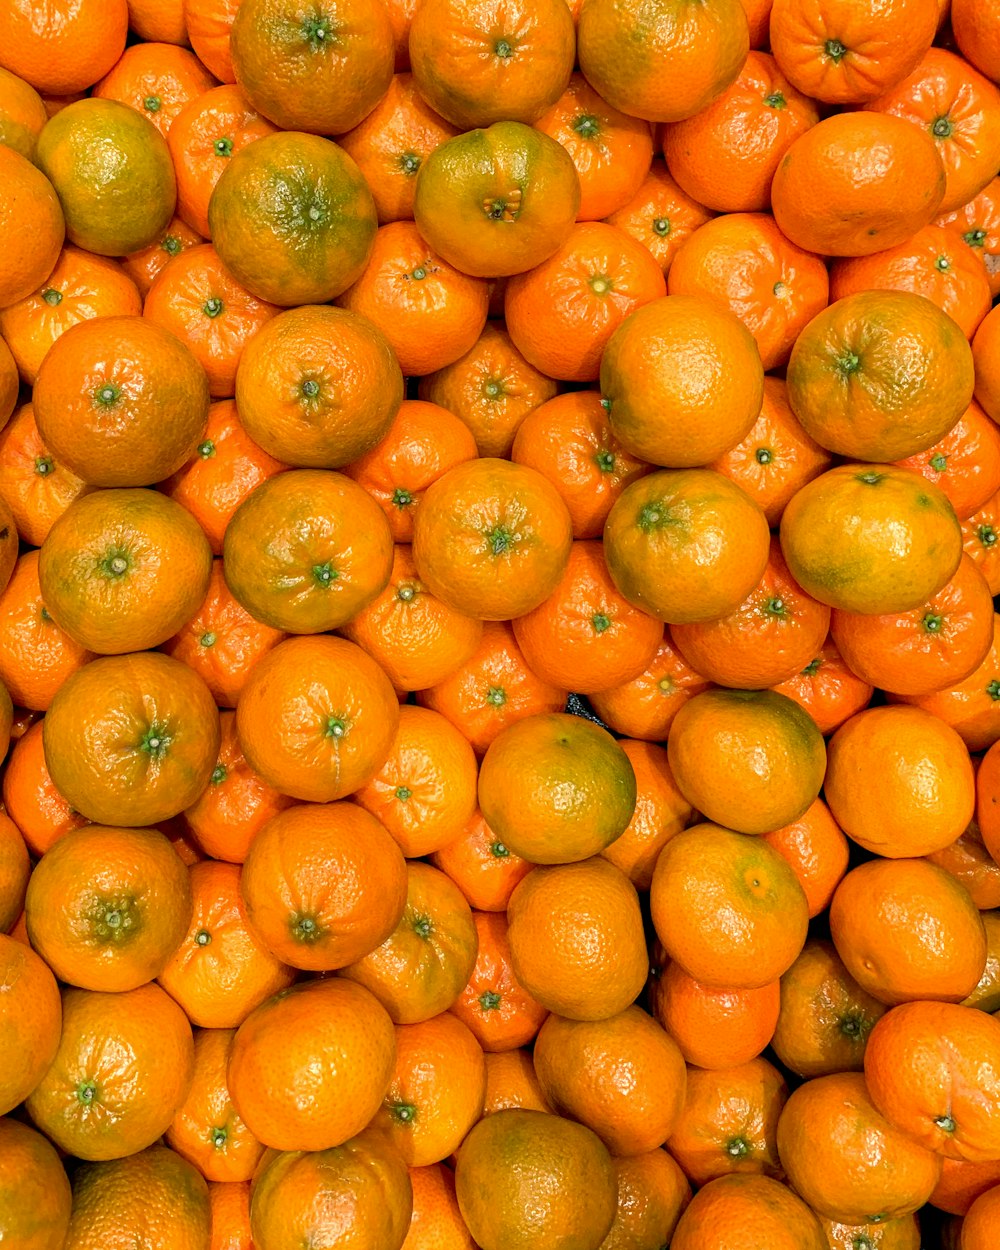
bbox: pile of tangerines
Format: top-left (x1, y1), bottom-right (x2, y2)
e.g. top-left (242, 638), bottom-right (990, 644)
top-left (5, 0), bottom-right (1000, 1247)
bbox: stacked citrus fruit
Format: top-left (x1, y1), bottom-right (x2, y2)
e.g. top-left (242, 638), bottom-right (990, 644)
top-left (3, 0), bottom-right (1000, 1247)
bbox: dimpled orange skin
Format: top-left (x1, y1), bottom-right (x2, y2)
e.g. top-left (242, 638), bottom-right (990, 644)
top-left (829, 859), bottom-right (987, 1006)
top-left (249, 1129), bottom-right (412, 1250)
top-left (669, 1173), bottom-right (826, 1250)
top-left (603, 469), bottom-right (771, 625)
top-left (0, 935), bottom-right (61, 1117)
top-left (0, 149), bottom-right (64, 311)
top-left (240, 803), bottom-right (408, 972)
top-left (0, 1117), bottom-right (72, 1250)
top-left (771, 113), bottom-right (946, 257)
top-left (823, 706), bottom-right (975, 858)
top-left (786, 291), bottom-right (975, 463)
top-left (506, 859), bottom-right (648, 1022)
top-left (532, 1007), bottom-right (687, 1157)
top-left (864, 1002), bottom-right (1000, 1163)
top-left (412, 457), bottom-right (573, 622)
top-left (600, 1149), bottom-right (691, 1249)
top-left (651, 823), bottom-right (809, 990)
top-left (779, 465), bottom-right (964, 615)
top-left (227, 978), bottom-right (396, 1153)
top-left (775, 1072), bottom-right (942, 1225)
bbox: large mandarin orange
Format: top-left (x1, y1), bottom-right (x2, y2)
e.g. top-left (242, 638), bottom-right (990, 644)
top-left (668, 1174), bottom-right (826, 1250)
top-left (248, 1129), bottom-right (412, 1250)
top-left (412, 122), bottom-right (581, 279)
top-left (340, 861), bottom-right (479, 1025)
top-left (771, 112), bottom-right (946, 257)
top-left (830, 858), bottom-right (987, 1006)
top-left (208, 131), bottom-right (377, 306)
top-left (156, 859), bottom-right (295, 1029)
top-left (455, 1109), bottom-right (617, 1250)
top-left (603, 469), bottom-right (770, 624)
top-left (780, 464), bottom-right (964, 614)
top-left (228, 978), bottom-right (395, 1152)
top-left (0, 934), bottom-right (61, 1116)
top-left (240, 802), bottom-right (407, 971)
top-left (770, 939), bottom-right (888, 1079)
top-left (651, 823), bottom-right (809, 989)
top-left (408, 0), bottom-right (574, 130)
top-left (0, 147), bottom-right (64, 309)
top-left (0, 0), bottom-right (127, 95)
top-left (33, 314), bottom-right (209, 488)
top-left (667, 689), bottom-right (826, 835)
top-left (775, 1072), bottom-right (942, 1225)
top-left (222, 469), bottom-right (393, 633)
top-left (478, 713), bottom-right (636, 865)
top-left (92, 41), bottom-right (214, 138)
top-left (0, 1117), bottom-right (72, 1250)
top-left (576, 0), bottom-right (749, 123)
top-left (24, 823), bottom-right (191, 992)
top-left (234, 304), bottom-right (402, 469)
top-left (652, 958), bottom-right (780, 1070)
top-left (43, 650), bottom-right (220, 828)
top-left (236, 635), bottom-right (399, 804)
top-left (600, 295), bottom-right (763, 468)
top-left (229, 0), bottom-right (393, 135)
top-left (506, 858), bottom-right (648, 1022)
top-left (450, 910), bottom-right (548, 1052)
top-left (412, 457), bottom-right (572, 621)
top-left (26, 983), bottom-right (194, 1161)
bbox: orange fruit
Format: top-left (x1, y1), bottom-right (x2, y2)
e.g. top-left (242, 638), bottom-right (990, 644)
top-left (776, 1071), bottom-right (942, 1224)
top-left (412, 121), bottom-right (581, 279)
top-left (38, 487), bottom-right (212, 654)
top-left (830, 858), bottom-right (987, 1006)
top-left (412, 457), bottom-right (572, 621)
top-left (165, 1027), bottom-right (263, 1183)
top-left (603, 468), bottom-right (771, 624)
top-left (208, 131), bottom-right (376, 306)
top-left (652, 957), bottom-right (780, 1070)
top-left (670, 1174), bottom-right (826, 1250)
top-left (222, 469), bottom-right (393, 633)
top-left (533, 1007), bottom-right (687, 1156)
top-left (62, 1145), bottom-right (211, 1250)
top-left (0, 1117), bottom-right (71, 1250)
top-left (128, 0), bottom-right (188, 44)
top-left (450, 910), bottom-right (548, 1051)
top-left (576, 0), bottom-right (749, 123)
top-left (228, 977), bottom-right (395, 1152)
top-left (430, 808), bottom-right (534, 913)
top-left (240, 802), bottom-right (407, 971)
top-left (0, 245), bottom-right (142, 386)
top-left (0, 812), bottom-right (29, 934)
top-left (895, 399), bottom-right (1000, 522)
top-left (0, 64), bottom-right (50, 163)
top-left (402, 1164), bottom-right (476, 1250)
top-left (960, 1184), bottom-right (1000, 1250)
top-left (0, 146), bottom-right (64, 309)
top-left (0, 934), bottom-right (61, 1116)
top-left (121, 213), bottom-right (204, 296)
top-left (248, 1128), bottom-right (412, 1250)
top-left (455, 1109), bottom-right (616, 1250)
top-left (377, 1013), bottom-right (487, 1166)
top-left (761, 798), bottom-right (850, 919)
top-left (0, 338), bottom-right (16, 430)
top-left (977, 738), bottom-right (1000, 864)
top-left (770, 938), bottom-right (888, 1079)
top-left (37, 98), bottom-right (176, 256)
top-left (353, 706), bottom-right (478, 858)
top-left (662, 50), bottom-right (818, 214)
top-left (33, 314), bottom-right (210, 488)
top-left (234, 304), bottom-right (403, 469)
top-left (0, 0), bottom-right (127, 95)
top-left (25, 823), bottom-right (191, 992)
top-left (771, 635), bottom-right (875, 736)
top-left (600, 1149), bottom-right (691, 1249)
top-left (26, 982), bottom-right (194, 1161)
top-left (666, 1056), bottom-right (787, 1186)
top-left (824, 705), bottom-right (975, 857)
top-left (408, 0), bottom-right (574, 130)
top-left (865, 1001), bottom-right (1000, 1162)
top-left (478, 712), bottom-right (636, 865)
top-left (506, 857), bottom-right (647, 1021)
top-left (482, 1050), bottom-right (552, 1117)
top-left (589, 631), bottom-right (711, 744)
top-left (92, 42), bottom-right (214, 138)
top-left (788, 290), bottom-right (974, 462)
top-left (236, 635), bottom-right (399, 803)
top-left (973, 303), bottom-right (1000, 424)
top-left (340, 861), bottom-right (479, 1025)
top-left (927, 820), bottom-right (1000, 911)
top-left (772, 112), bottom-right (946, 257)
top-left (667, 689), bottom-right (826, 835)
top-left (780, 464), bottom-right (964, 614)
top-left (337, 220), bottom-right (490, 377)
top-left (43, 650), bottom-right (220, 827)
top-left (939, 176), bottom-right (1000, 299)
top-left (651, 823), bottom-right (810, 988)
top-left (229, 0), bottom-right (393, 134)
top-left (156, 859), bottom-right (295, 1029)
top-left (1, 718), bottom-right (89, 858)
top-left (600, 294), bottom-right (763, 468)
top-left (931, 1157), bottom-right (1000, 1216)
top-left (185, 0), bottom-right (241, 82)
top-left (604, 159), bottom-right (714, 277)
top-left (769, 0), bottom-right (936, 102)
